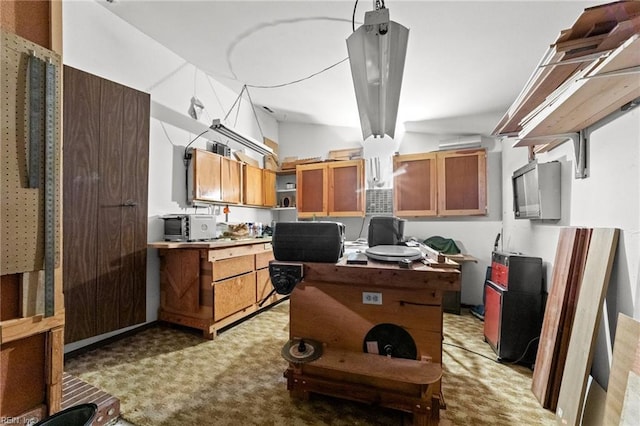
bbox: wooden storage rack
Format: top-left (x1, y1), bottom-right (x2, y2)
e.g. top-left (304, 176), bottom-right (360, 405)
top-left (493, 1), bottom-right (640, 153)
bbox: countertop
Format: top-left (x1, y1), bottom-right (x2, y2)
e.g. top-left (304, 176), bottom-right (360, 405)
top-left (148, 236), bottom-right (272, 249)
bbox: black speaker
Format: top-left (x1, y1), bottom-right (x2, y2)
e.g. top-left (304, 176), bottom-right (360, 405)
top-left (272, 221), bottom-right (345, 263)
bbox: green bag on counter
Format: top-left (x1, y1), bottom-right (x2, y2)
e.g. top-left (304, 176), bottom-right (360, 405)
top-left (423, 236), bottom-right (461, 254)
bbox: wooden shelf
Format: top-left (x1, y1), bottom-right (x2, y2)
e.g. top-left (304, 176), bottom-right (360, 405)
top-left (493, 1), bottom-right (640, 152)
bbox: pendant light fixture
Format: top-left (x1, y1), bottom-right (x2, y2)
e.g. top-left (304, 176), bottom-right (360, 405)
top-left (347, 0), bottom-right (409, 140)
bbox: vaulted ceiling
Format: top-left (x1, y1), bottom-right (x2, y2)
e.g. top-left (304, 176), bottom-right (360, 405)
top-left (100, 0), bottom-right (599, 135)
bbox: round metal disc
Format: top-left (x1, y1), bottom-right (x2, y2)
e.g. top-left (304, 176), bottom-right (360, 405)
top-left (281, 338), bottom-right (323, 364)
top-left (363, 323), bottom-right (417, 360)
top-left (365, 245), bottom-right (422, 262)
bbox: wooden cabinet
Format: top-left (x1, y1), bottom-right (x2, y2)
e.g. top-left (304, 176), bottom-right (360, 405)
top-left (221, 155), bottom-right (241, 204)
top-left (263, 169), bottom-right (276, 207)
top-left (243, 164), bottom-right (264, 206)
top-left (296, 159), bottom-right (365, 218)
top-left (394, 149), bottom-right (486, 217)
top-left (393, 153), bottom-right (438, 216)
top-left (190, 149), bottom-right (242, 205)
top-left (63, 66), bottom-right (149, 343)
top-left (153, 240), bottom-right (281, 339)
top-left (243, 165), bottom-right (276, 207)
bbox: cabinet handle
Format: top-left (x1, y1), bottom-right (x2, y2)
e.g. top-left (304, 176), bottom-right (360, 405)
top-left (121, 200), bottom-right (138, 207)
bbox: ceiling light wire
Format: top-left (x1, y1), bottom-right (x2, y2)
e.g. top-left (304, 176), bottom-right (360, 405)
top-left (245, 57), bottom-right (350, 90)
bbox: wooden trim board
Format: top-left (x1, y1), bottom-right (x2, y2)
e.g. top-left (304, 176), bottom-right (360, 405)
top-left (555, 228), bottom-right (619, 426)
top-left (532, 227), bottom-right (581, 406)
top-left (603, 314), bottom-right (640, 426)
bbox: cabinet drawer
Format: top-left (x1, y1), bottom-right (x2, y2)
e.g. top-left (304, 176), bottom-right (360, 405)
top-left (213, 272), bottom-right (256, 321)
top-left (212, 255), bottom-right (255, 281)
top-left (255, 250), bottom-right (274, 270)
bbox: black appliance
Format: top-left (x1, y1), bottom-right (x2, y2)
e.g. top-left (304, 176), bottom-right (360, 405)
top-left (272, 221), bottom-right (345, 263)
top-left (484, 251), bottom-right (543, 367)
top-left (368, 216), bottom-right (405, 247)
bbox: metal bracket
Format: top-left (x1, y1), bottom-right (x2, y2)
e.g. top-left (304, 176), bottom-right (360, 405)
top-left (573, 130), bottom-right (587, 179)
top-left (514, 132), bottom-right (587, 178)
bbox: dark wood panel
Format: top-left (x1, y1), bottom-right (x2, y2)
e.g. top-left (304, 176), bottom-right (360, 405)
top-left (133, 90), bottom-right (150, 325)
top-left (63, 67), bottom-right (149, 342)
top-left (443, 156), bottom-right (479, 210)
top-left (119, 88), bottom-right (138, 329)
top-left (397, 159), bottom-right (433, 211)
top-left (63, 66), bottom-right (101, 343)
top-left (300, 168), bottom-right (324, 213)
top-left (96, 78), bottom-right (124, 336)
top-left (0, 274), bottom-right (20, 321)
top-left (331, 166), bottom-right (357, 212)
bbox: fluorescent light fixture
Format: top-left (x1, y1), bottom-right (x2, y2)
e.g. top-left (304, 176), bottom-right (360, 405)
top-left (347, 6), bottom-right (409, 140)
top-left (209, 119), bottom-right (274, 157)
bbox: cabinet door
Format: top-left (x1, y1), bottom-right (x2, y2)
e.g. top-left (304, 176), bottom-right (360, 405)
top-left (213, 272), bottom-right (256, 321)
top-left (393, 153), bottom-right (437, 217)
top-left (328, 159), bottom-right (365, 217)
top-left (263, 169), bottom-right (276, 207)
top-left (63, 66), bottom-right (149, 342)
top-left (221, 156), bottom-right (241, 204)
top-left (192, 149), bottom-right (222, 202)
top-left (296, 163), bottom-right (327, 218)
top-left (436, 149), bottom-right (487, 216)
top-left (243, 164), bottom-right (264, 206)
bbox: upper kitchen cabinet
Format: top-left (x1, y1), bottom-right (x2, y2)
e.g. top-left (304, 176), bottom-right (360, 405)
top-left (394, 149), bottom-right (487, 217)
top-left (393, 153), bottom-right (438, 217)
top-left (189, 149), bottom-right (241, 205)
top-left (296, 163), bottom-right (327, 217)
top-left (296, 159), bottom-right (365, 218)
top-left (493, 1), bottom-right (640, 153)
top-left (243, 164), bottom-right (276, 208)
top-left (263, 169), bottom-right (276, 208)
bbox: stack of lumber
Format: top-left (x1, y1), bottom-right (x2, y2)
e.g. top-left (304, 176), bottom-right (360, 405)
top-left (531, 227), bottom-right (620, 426)
top-left (280, 156), bottom-right (322, 171)
top-left (532, 227), bottom-right (592, 409)
top-left (493, 1), bottom-right (640, 153)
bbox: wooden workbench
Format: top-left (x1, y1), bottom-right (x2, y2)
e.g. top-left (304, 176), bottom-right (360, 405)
top-left (286, 258), bottom-right (460, 425)
top-left (149, 238), bottom-right (283, 339)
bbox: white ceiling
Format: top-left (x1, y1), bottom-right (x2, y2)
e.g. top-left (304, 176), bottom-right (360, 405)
top-left (100, 0), bottom-right (601, 136)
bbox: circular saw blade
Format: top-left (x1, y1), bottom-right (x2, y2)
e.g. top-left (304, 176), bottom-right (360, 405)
top-left (363, 323), bottom-right (417, 360)
top-left (281, 338), bottom-right (323, 364)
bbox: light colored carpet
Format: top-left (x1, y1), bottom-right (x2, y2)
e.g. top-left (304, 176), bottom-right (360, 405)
top-left (65, 301), bottom-right (555, 425)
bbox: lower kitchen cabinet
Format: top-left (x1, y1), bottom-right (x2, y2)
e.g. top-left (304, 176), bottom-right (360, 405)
top-left (152, 240), bottom-right (281, 339)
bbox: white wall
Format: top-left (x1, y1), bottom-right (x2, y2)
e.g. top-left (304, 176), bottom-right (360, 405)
top-left (62, 0), bottom-right (278, 352)
top-left (501, 107), bottom-right (640, 388)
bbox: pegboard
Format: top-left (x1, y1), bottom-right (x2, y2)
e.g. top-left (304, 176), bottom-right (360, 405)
top-left (1, 31), bottom-right (61, 275)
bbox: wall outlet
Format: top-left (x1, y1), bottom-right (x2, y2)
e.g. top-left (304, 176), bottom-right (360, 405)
top-left (362, 292), bottom-right (382, 305)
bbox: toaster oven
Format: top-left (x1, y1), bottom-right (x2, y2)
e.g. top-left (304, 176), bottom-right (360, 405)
top-left (162, 214), bottom-right (216, 241)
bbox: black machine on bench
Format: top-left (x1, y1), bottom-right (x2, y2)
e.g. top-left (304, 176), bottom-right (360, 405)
top-left (258, 221), bottom-right (345, 306)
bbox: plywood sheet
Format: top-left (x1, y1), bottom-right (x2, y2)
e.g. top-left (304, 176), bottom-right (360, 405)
top-left (555, 228), bottom-right (619, 426)
top-left (1, 30), bottom-right (61, 275)
top-left (603, 314), bottom-right (640, 426)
